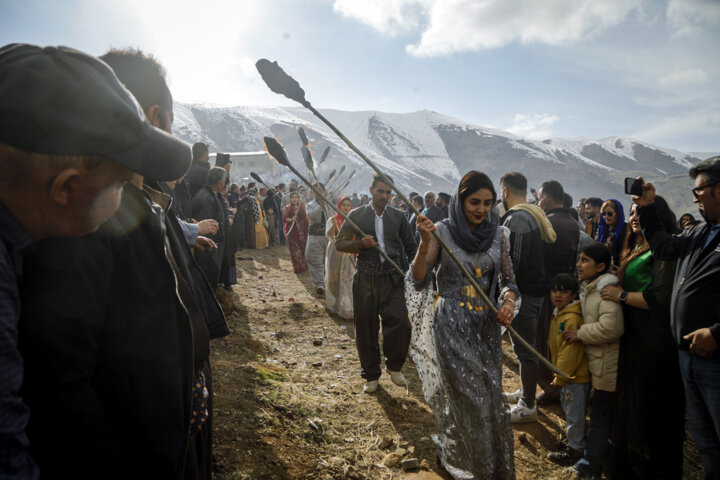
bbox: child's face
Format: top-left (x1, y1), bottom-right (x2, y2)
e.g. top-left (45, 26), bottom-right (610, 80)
top-left (551, 287), bottom-right (577, 310)
top-left (577, 252), bottom-right (605, 281)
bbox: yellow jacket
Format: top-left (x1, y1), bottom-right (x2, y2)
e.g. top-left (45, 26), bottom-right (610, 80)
top-left (548, 300), bottom-right (590, 387)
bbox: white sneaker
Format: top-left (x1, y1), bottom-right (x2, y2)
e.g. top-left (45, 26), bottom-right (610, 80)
top-left (363, 380), bottom-right (378, 393)
top-left (386, 369), bottom-right (406, 386)
top-left (510, 398), bottom-right (537, 423)
top-left (504, 388), bottom-right (522, 404)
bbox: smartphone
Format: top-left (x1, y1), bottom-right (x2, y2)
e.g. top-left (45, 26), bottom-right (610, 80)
top-left (624, 177), bottom-right (643, 196)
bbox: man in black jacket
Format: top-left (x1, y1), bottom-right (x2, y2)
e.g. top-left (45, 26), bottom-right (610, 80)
top-left (0, 43), bottom-right (190, 480)
top-left (536, 180), bottom-right (580, 404)
top-left (500, 173), bottom-right (556, 423)
top-left (422, 190), bottom-right (445, 223)
top-left (435, 192), bottom-right (450, 220)
top-left (336, 174), bottom-right (417, 393)
top-left (187, 142), bottom-right (211, 197)
top-left (192, 167), bottom-right (228, 290)
top-left (634, 157), bottom-right (720, 479)
top-left (19, 48), bottom-right (228, 480)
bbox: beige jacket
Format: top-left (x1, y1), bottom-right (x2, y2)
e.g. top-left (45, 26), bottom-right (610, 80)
top-left (577, 273), bottom-right (624, 392)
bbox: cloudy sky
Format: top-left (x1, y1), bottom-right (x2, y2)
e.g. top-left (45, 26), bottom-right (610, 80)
top-left (2, 0), bottom-right (719, 152)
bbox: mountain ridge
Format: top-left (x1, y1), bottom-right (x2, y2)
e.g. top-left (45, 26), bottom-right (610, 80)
top-left (172, 103), bottom-right (700, 215)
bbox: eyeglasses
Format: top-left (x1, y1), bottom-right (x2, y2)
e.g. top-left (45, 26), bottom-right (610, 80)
top-left (692, 182), bottom-right (719, 199)
top-left (601, 212), bottom-right (615, 217)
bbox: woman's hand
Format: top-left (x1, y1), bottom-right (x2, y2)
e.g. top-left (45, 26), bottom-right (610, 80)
top-left (416, 214), bottom-right (437, 243)
top-left (496, 301), bottom-right (514, 327)
top-left (601, 285), bottom-right (623, 303)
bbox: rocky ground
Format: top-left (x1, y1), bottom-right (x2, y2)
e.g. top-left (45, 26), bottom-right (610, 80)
top-left (210, 246), bottom-right (703, 480)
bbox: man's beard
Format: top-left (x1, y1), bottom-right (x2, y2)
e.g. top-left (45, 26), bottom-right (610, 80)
top-left (699, 207), bottom-right (708, 222)
top-left (502, 198), bottom-right (509, 212)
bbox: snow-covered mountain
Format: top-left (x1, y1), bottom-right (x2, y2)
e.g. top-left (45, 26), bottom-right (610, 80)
top-left (173, 103), bottom-right (700, 212)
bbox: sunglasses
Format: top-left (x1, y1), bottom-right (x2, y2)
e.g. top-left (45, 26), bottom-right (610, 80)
top-left (601, 211), bottom-right (615, 217)
top-left (692, 182), bottom-right (719, 199)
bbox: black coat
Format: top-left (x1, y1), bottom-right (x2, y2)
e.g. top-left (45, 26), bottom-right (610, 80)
top-left (147, 179), bottom-right (229, 339)
top-left (173, 178), bottom-right (193, 222)
top-left (424, 204), bottom-right (446, 223)
top-left (336, 204), bottom-right (417, 275)
top-left (187, 160), bottom-right (210, 198)
top-left (19, 184), bottom-right (200, 479)
top-left (501, 208), bottom-right (547, 296)
top-left (639, 203), bottom-right (720, 353)
top-left (544, 207), bottom-right (580, 279)
top-left (192, 186), bottom-right (226, 245)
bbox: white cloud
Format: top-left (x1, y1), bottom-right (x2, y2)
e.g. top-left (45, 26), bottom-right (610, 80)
top-left (332, 0), bottom-right (431, 36)
top-left (409, 0), bottom-right (640, 56)
top-left (659, 69), bottom-right (708, 89)
top-left (667, 0), bottom-right (720, 38)
top-left (507, 113), bottom-right (560, 139)
top-left (335, 0), bottom-right (640, 56)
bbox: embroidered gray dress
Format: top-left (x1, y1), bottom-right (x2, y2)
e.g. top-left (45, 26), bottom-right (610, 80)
top-left (406, 221), bottom-right (518, 480)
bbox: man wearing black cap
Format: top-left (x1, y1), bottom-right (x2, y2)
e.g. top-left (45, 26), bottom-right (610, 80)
top-left (0, 43), bottom-right (192, 479)
top-left (16, 46), bottom-right (227, 480)
top-left (215, 152), bottom-right (232, 173)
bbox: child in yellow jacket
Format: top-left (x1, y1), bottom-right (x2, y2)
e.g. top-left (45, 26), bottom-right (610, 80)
top-left (547, 273), bottom-right (591, 466)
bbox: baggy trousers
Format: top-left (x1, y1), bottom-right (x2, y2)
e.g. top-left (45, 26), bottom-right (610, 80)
top-left (352, 272), bottom-right (411, 381)
top-left (306, 235), bottom-right (328, 288)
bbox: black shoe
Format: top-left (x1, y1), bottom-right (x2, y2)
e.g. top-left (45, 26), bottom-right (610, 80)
top-left (563, 461), bottom-right (601, 479)
top-left (548, 447), bottom-right (583, 466)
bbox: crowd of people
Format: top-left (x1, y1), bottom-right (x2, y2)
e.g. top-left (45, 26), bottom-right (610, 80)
top-left (1, 42), bottom-right (719, 480)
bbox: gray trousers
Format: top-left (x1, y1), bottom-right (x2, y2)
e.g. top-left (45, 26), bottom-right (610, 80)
top-left (561, 382), bottom-right (590, 451)
top-left (305, 235), bottom-right (328, 288)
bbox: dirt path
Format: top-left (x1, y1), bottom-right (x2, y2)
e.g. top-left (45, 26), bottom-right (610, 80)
top-left (211, 246), bottom-right (702, 480)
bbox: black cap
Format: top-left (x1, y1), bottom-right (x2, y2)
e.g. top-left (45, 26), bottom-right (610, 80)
top-left (0, 43), bottom-right (191, 181)
top-left (215, 152), bottom-right (231, 167)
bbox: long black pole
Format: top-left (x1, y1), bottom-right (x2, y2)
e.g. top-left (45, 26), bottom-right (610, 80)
top-left (304, 104), bottom-right (569, 379)
top-left (264, 138), bottom-right (405, 277)
top-left (255, 59), bottom-right (570, 379)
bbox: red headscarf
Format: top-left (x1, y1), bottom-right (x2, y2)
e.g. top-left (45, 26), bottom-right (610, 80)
top-left (334, 195), bottom-right (351, 232)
